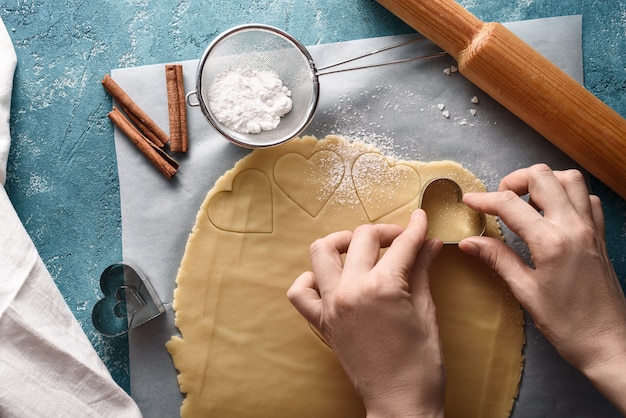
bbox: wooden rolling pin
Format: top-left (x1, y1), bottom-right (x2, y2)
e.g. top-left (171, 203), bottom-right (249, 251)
top-left (377, 0), bottom-right (626, 200)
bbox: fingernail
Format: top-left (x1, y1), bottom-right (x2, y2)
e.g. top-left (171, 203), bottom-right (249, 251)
top-left (462, 192), bottom-right (476, 202)
top-left (459, 240), bottom-right (480, 257)
top-left (411, 208), bottom-right (425, 220)
top-left (429, 238), bottom-right (444, 254)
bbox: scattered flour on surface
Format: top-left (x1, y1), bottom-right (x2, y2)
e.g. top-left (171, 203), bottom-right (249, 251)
top-left (208, 68), bottom-right (292, 134)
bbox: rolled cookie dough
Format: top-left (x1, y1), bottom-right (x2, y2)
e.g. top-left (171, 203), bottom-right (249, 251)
top-left (166, 135), bottom-right (524, 417)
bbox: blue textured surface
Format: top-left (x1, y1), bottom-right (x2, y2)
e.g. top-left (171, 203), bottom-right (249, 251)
top-left (1, 0), bottom-right (624, 395)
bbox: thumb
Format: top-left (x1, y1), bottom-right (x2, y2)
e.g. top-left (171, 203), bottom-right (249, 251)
top-left (409, 239), bottom-right (443, 295)
top-left (459, 236), bottom-right (532, 296)
top-left (287, 271), bottom-right (323, 326)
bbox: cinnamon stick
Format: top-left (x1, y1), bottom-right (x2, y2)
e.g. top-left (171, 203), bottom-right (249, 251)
top-left (108, 107), bottom-right (178, 179)
top-left (119, 102), bottom-right (167, 148)
top-left (165, 64), bottom-right (189, 152)
top-left (102, 74), bottom-right (169, 147)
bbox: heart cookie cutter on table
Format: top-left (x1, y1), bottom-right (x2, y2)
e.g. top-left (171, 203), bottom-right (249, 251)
top-left (92, 263), bottom-right (164, 337)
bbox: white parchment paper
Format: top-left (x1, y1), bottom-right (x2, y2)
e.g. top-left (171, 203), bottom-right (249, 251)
top-left (113, 15), bottom-right (620, 417)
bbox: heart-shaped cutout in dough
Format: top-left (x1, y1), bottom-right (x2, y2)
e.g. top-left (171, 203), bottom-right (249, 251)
top-left (351, 152), bottom-right (421, 221)
top-left (274, 150), bottom-right (344, 217)
top-left (207, 169), bottom-right (273, 233)
top-left (420, 178), bottom-right (485, 242)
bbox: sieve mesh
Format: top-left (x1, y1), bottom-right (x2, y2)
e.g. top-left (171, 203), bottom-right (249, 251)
top-left (196, 25), bottom-right (319, 148)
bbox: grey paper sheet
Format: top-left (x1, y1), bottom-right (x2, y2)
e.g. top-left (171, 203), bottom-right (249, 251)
top-left (113, 15), bottom-right (620, 417)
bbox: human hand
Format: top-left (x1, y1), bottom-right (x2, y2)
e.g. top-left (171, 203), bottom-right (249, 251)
top-left (287, 209), bottom-right (445, 418)
top-left (459, 164), bottom-right (626, 412)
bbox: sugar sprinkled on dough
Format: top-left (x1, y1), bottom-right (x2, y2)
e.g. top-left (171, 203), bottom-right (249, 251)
top-left (168, 135), bottom-right (525, 417)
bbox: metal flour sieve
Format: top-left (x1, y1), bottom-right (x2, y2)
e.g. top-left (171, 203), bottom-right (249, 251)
top-left (187, 24), bottom-right (446, 148)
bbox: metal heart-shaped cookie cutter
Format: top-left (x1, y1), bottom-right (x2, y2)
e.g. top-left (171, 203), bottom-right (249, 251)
top-left (92, 263), bottom-right (164, 337)
top-left (418, 177), bottom-right (486, 244)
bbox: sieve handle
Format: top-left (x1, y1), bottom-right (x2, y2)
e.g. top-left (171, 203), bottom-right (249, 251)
top-left (377, 0), bottom-right (626, 200)
top-left (186, 90), bottom-right (200, 107)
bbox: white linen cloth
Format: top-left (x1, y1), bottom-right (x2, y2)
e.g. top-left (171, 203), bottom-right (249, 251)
top-left (0, 18), bottom-right (142, 417)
